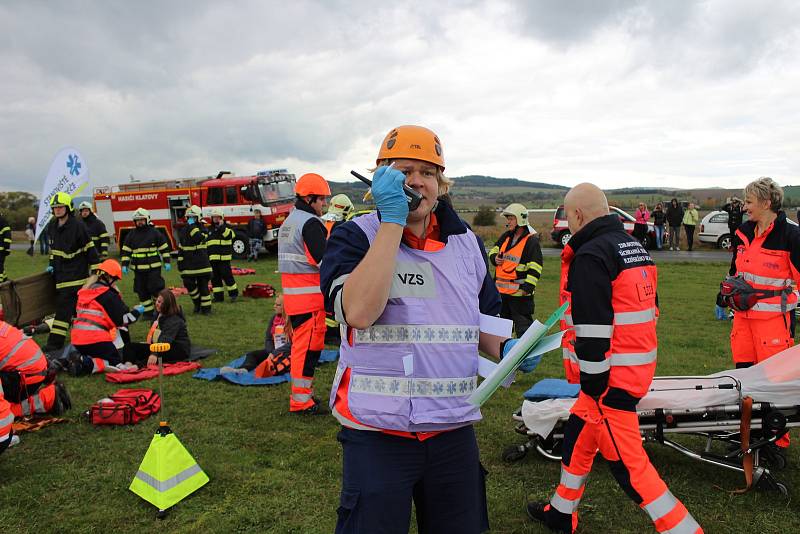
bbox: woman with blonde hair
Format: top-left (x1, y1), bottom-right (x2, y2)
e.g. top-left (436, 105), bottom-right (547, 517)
top-left (723, 177), bottom-right (800, 460)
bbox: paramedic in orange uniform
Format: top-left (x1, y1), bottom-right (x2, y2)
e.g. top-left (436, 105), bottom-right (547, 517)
top-left (526, 183), bottom-right (702, 534)
top-left (727, 177), bottom-right (800, 452)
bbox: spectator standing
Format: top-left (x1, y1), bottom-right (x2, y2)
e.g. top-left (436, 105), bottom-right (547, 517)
top-left (26, 217), bottom-right (36, 256)
top-left (633, 202), bottom-right (650, 245)
top-left (651, 202), bottom-right (666, 250)
top-left (246, 209), bottom-right (267, 262)
top-left (666, 198), bottom-right (684, 250)
top-left (722, 197), bottom-right (744, 241)
top-left (683, 202), bottom-right (699, 251)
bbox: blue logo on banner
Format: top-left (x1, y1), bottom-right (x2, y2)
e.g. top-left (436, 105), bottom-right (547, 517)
top-left (66, 154), bottom-right (81, 176)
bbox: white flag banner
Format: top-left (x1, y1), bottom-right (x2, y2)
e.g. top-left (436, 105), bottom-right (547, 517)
top-left (34, 147), bottom-right (89, 241)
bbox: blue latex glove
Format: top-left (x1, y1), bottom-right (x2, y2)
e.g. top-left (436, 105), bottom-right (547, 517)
top-left (133, 305), bottom-right (145, 314)
top-left (500, 338), bottom-right (519, 359)
top-left (372, 165), bottom-right (409, 226)
top-left (501, 338), bottom-right (543, 373)
top-left (121, 266), bottom-right (128, 275)
top-left (519, 352), bottom-right (543, 373)
top-left (45, 265), bottom-right (54, 274)
top-left (164, 263), bottom-right (172, 272)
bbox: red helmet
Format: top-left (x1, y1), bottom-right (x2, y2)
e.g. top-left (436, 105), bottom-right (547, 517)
top-left (295, 173), bottom-right (331, 197)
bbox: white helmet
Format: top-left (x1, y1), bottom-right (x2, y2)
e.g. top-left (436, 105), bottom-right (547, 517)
top-left (502, 203), bottom-right (528, 227)
top-left (78, 201), bottom-right (93, 211)
top-left (132, 207), bottom-right (151, 223)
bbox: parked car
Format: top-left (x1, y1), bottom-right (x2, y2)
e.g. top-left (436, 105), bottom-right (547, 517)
top-left (700, 210), bottom-right (795, 250)
top-left (551, 205), bottom-right (656, 248)
top-left (698, 211), bottom-right (735, 250)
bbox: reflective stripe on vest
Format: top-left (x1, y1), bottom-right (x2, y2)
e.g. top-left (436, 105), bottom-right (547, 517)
top-left (350, 375), bottom-right (477, 397)
top-left (352, 324), bottom-right (480, 344)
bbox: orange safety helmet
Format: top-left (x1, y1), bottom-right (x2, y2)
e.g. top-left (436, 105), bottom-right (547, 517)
top-left (377, 125), bottom-right (445, 170)
top-left (295, 173), bottom-right (331, 197)
top-left (96, 259), bottom-right (123, 280)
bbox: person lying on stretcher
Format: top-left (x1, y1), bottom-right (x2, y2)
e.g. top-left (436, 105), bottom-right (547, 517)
top-left (221, 294), bottom-right (292, 378)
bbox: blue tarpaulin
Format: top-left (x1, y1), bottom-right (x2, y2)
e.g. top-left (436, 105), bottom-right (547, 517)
top-left (193, 349), bottom-right (339, 386)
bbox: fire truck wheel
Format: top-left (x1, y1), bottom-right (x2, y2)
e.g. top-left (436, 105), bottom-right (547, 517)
top-left (232, 231), bottom-right (250, 259)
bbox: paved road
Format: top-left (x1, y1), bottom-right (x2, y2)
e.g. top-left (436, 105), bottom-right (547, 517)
top-left (542, 247), bottom-right (732, 263)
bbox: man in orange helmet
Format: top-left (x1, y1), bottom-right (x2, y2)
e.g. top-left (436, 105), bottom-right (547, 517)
top-left (278, 172), bottom-right (331, 414)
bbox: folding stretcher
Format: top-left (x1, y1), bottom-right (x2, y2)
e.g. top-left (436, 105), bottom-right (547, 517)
top-left (505, 345), bottom-right (800, 495)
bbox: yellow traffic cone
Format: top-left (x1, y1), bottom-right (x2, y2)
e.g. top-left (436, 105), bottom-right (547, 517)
top-left (130, 423), bottom-right (209, 512)
top-left (129, 342), bottom-right (208, 515)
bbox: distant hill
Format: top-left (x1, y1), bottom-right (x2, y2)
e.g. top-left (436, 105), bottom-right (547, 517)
top-left (452, 175), bottom-right (568, 190)
top-left (328, 175), bottom-right (800, 211)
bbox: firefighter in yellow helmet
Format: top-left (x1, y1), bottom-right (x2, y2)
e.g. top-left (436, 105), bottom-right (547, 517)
top-left (488, 203), bottom-right (543, 336)
top-left (120, 208), bottom-right (171, 317)
top-left (278, 172), bottom-right (331, 414)
top-left (207, 207), bottom-right (238, 302)
top-left (43, 192), bottom-right (100, 351)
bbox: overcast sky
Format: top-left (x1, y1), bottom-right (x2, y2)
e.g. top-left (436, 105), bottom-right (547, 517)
top-left (2, 0), bottom-right (799, 194)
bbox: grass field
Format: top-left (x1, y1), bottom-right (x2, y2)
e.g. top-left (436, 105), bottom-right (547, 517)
top-left (0, 251), bottom-right (797, 533)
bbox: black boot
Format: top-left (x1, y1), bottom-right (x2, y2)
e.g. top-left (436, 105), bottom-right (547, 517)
top-left (526, 501), bottom-right (570, 533)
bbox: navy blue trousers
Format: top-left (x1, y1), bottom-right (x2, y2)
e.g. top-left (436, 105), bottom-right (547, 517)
top-left (335, 425), bottom-right (489, 534)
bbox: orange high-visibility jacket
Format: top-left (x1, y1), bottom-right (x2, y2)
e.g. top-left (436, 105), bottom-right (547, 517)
top-left (559, 215), bottom-right (658, 402)
top-left (731, 212), bottom-right (800, 319)
top-left (0, 394), bottom-right (12, 445)
top-left (0, 321), bottom-right (48, 388)
top-left (72, 285), bottom-right (117, 345)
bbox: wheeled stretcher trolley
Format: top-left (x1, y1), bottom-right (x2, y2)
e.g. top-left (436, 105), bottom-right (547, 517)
top-left (506, 345), bottom-right (800, 495)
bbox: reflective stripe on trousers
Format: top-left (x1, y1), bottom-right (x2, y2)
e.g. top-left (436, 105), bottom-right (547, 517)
top-left (571, 349), bottom-right (658, 374)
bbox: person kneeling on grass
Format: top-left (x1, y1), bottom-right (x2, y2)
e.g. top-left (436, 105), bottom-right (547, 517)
top-left (70, 259), bottom-right (143, 376)
top-left (123, 289), bottom-right (191, 367)
top-left (221, 294), bottom-right (292, 377)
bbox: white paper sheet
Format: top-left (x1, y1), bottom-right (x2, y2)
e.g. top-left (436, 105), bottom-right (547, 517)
top-left (479, 313), bottom-right (513, 338)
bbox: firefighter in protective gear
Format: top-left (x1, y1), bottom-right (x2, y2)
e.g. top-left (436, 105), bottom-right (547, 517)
top-left (0, 320), bottom-right (71, 421)
top-left (121, 208), bottom-right (171, 316)
top-left (321, 194), bottom-right (355, 342)
top-left (44, 192), bottom-right (100, 351)
top-left (322, 194), bottom-right (354, 236)
top-left (527, 183), bottom-right (702, 534)
top-left (70, 259), bottom-right (142, 375)
top-left (321, 125), bottom-right (507, 533)
top-left (207, 207), bottom-right (238, 302)
top-left (0, 209), bottom-right (10, 283)
top-left (725, 177), bottom-right (800, 452)
top-left (178, 205), bottom-right (213, 314)
top-left (278, 172), bottom-right (330, 414)
top-left (78, 201), bottom-right (110, 259)
top-left (488, 203), bottom-right (543, 336)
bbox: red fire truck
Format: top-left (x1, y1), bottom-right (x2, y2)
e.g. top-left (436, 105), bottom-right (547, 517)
top-left (93, 169), bottom-right (296, 258)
